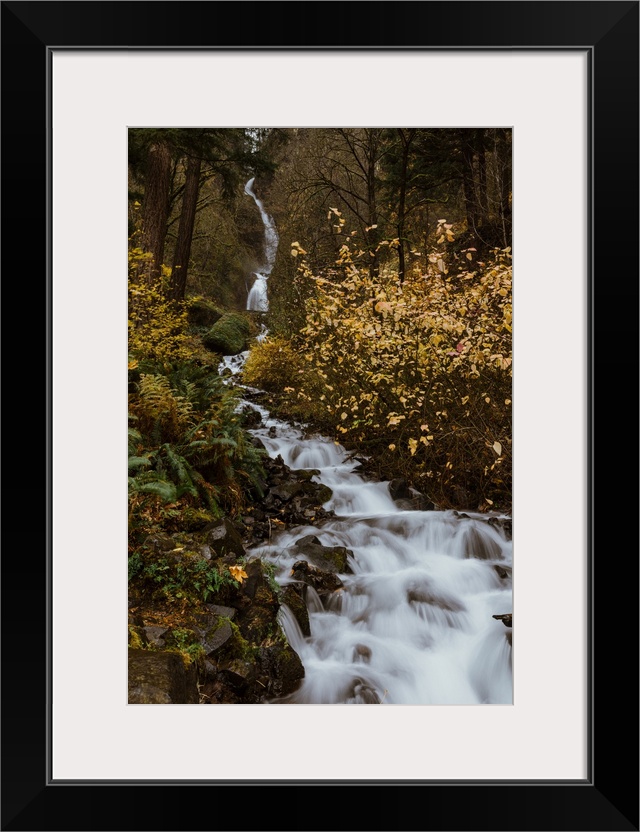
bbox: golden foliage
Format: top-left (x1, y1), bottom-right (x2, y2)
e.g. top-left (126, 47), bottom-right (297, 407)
top-left (268, 227), bottom-right (512, 508)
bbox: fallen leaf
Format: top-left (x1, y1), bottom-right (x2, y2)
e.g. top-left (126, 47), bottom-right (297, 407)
top-left (229, 565), bottom-right (248, 583)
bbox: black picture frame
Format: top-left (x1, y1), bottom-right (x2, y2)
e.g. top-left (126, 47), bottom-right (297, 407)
top-left (2, 2), bottom-right (638, 830)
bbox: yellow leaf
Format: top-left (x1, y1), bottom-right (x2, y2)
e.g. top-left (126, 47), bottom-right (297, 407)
top-left (485, 397), bottom-right (491, 403)
top-left (229, 565), bottom-right (248, 584)
top-left (485, 498), bottom-right (494, 506)
top-left (388, 443), bottom-right (396, 451)
top-left (505, 399), bottom-right (512, 405)
top-left (408, 438), bottom-right (418, 456)
top-left (466, 252), bottom-right (473, 261)
top-left (290, 249), bottom-right (298, 257)
top-left (461, 396), bottom-right (469, 405)
top-left (341, 412), bottom-right (348, 420)
top-left (493, 441), bottom-right (502, 456)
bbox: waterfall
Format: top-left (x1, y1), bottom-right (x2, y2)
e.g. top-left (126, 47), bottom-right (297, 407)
top-left (217, 180), bottom-right (277, 378)
top-left (244, 177), bottom-right (278, 312)
top-left (246, 405), bottom-right (513, 705)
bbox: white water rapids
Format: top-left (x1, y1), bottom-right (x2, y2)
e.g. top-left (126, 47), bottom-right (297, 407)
top-left (221, 175), bottom-right (512, 704)
top-left (244, 404), bottom-right (513, 705)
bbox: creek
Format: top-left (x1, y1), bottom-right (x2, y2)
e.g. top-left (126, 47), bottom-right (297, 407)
top-left (224, 179), bottom-right (513, 704)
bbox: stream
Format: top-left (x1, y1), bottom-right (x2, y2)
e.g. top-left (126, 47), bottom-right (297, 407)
top-left (222, 179), bottom-right (513, 705)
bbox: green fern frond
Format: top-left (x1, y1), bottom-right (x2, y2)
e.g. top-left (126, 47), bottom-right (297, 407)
top-left (128, 456), bottom-right (152, 471)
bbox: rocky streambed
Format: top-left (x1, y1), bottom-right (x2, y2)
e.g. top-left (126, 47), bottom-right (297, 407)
top-left (128, 388), bottom-right (512, 705)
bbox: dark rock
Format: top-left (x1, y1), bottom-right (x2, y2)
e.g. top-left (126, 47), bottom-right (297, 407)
top-left (199, 544), bottom-right (213, 561)
top-left (487, 516), bottom-right (513, 540)
top-left (292, 468), bottom-right (321, 481)
top-left (204, 518), bottom-right (246, 560)
top-left (128, 649), bottom-right (199, 704)
top-left (218, 662), bottom-right (254, 693)
top-left (241, 405), bottom-right (262, 428)
top-left (280, 585), bottom-right (311, 637)
top-left (259, 643), bottom-right (305, 699)
top-left (493, 564), bottom-right (512, 580)
top-left (290, 540), bottom-right (353, 573)
top-left (409, 489), bottom-right (436, 510)
top-left (462, 526), bottom-right (502, 560)
top-left (492, 613), bottom-right (512, 627)
top-left (407, 587), bottom-right (464, 612)
top-left (201, 621), bottom-right (234, 655)
top-left (389, 478), bottom-right (412, 501)
top-left (290, 560), bottom-right (344, 596)
top-left (203, 604), bottom-right (236, 619)
top-left (142, 625), bottom-right (169, 647)
top-left (295, 534), bottom-right (321, 547)
top-left (143, 532), bottom-right (178, 554)
top-left (353, 644), bottom-right (372, 663)
top-left (270, 482), bottom-right (304, 502)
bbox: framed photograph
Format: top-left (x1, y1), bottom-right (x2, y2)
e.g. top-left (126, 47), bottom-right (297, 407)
top-left (2, 1), bottom-right (637, 830)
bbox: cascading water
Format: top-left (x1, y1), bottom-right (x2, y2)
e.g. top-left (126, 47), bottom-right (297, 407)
top-left (218, 178), bottom-right (277, 377)
top-left (244, 177), bottom-right (278, 312)
top-left (242, 401), bottom-right (513, 705)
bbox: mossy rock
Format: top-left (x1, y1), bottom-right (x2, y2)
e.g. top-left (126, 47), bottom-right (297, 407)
top-left (180, 507), bottom-right (215, 532)
top-left (128, 649), bottom-right (199, 704)
top-left (203, 313), bottom-right (252, 356)
top-left (280, 585), bottom-right (311, 637)
top-left (187, 298), bottom-right (223, 328)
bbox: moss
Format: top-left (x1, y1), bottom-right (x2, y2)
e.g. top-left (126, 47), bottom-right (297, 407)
top-left (187, 298), bottom-right (224, 328)
top-left (223, 618), bottom-right (260, 662)
top-left (164, 628), bottom-right (206, 670)
top-left (128, 625), bottom-right (146, 650)
top-left (179, 507), bottom-right (215, 531)
top-left (203, 313), bottom-right (252, 356)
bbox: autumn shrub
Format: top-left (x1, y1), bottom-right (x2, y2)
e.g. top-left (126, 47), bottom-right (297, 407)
top-left (128, 243), bottom-right (193, 363)
top-left (242, 336), bottom-right (305, 391)
top-left (270, 222), bottom-right (512, 510)
top-left (203, 312), bottom-right (252, 355)
top-left (242, 336), bottom-right (324, 421)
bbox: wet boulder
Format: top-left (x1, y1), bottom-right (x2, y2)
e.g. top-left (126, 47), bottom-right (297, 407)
top-left (259, 642), bottom-right (305, 699)
top-left (291, 537), bottom-right (353, 574)
top-left (280, 584), bottom-right (311, 637)
top-left (389, 478), bottom-right (412, 501)
top-left (460, 526), bottom-right (503, 560)
top-left (487, 516), bottom-right (513, 540)
top-left (289, 560), bottom-right (344, 598)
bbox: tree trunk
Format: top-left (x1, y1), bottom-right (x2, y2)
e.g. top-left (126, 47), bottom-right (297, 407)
top-left (142, 140), bottom-right (172, 282)
top-left (169, 154), bottom-right (202, 301)
top-left (475, 129), bottom-right (488, 226)
top-left (396, 129), bottom-right (414, 283)
top-left (496, 128), bottom-right (512, 246)
top-left (460, 133), bottom-right (477, 234)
